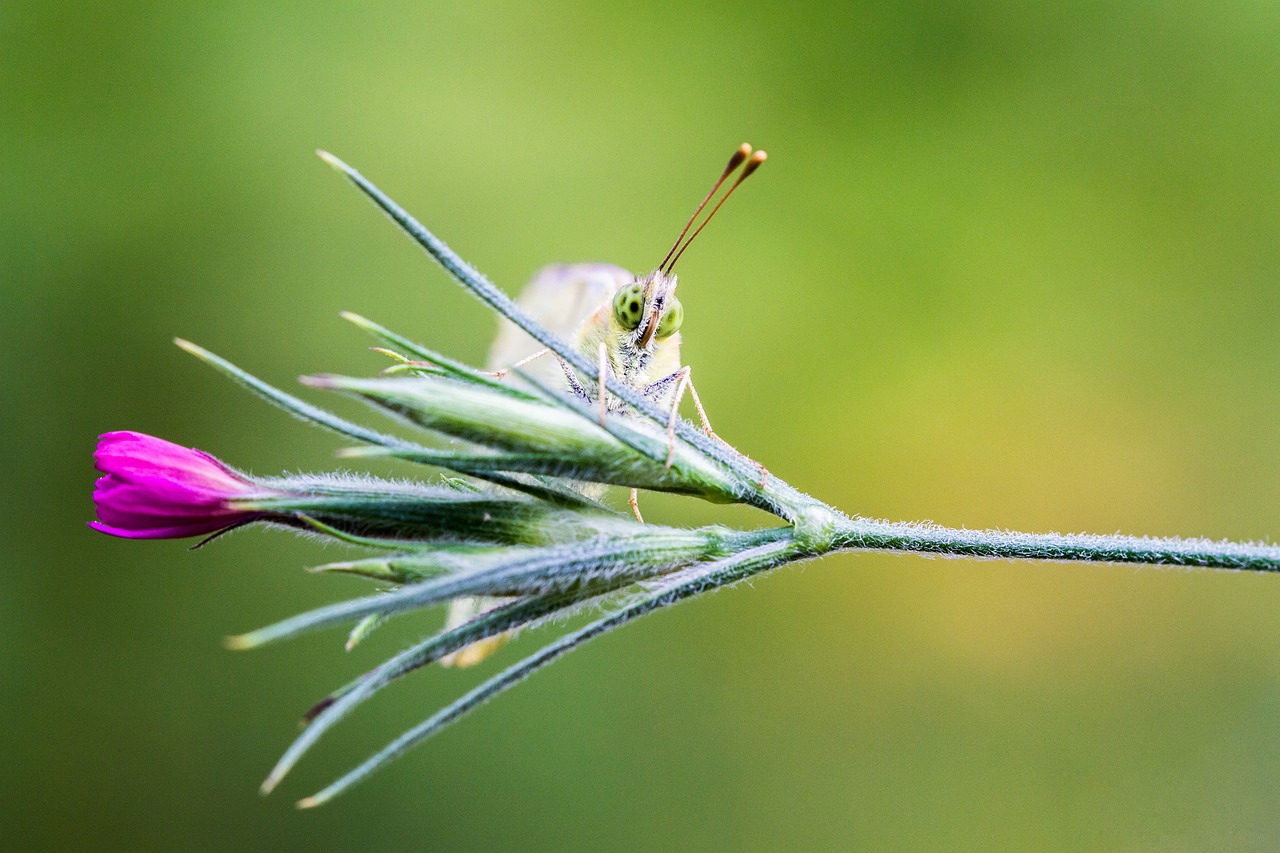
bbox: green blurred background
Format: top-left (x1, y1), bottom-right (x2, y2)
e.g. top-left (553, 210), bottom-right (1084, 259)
top-left (5, 1), bottom-right (1280, 849)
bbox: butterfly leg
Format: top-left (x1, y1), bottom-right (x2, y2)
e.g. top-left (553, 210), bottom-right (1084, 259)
top-left (682, 375), bottom-right (769, 486)
top-left (558, 357), bottom-right (591, 402)
top-left (643, 366), bottom-right (708, 468)
top-left (481, 347), bottom-right (551, 378)
top-left (592, 346), bottom-right (642, 522)
top-left (644, 367), bottom-right (769, 485)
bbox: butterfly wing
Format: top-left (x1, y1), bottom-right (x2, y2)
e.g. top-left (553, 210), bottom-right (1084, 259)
top-left (486, 263), bottom-right (631, 377)
top-left (442, 264), bottom-right (630, 668)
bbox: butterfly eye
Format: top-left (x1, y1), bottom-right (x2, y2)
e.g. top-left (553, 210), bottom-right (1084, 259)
top-left (655, 297), bottom-right (683, 339)
top-left (612, 284), bottom-right (646, 331)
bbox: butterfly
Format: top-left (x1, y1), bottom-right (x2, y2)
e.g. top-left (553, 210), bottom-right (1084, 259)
top-left (442, 144), bottom-right (766, 666)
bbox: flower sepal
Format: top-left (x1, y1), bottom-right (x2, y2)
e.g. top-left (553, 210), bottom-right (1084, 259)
top-left (302, 373), bottom-right (744, 503)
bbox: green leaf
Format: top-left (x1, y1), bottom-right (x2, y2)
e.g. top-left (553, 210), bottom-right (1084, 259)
top-left (340, 311), bottom-right (539, 400)
top-left (226, 526), bottom-right (744, 650)
top-left (174, 338), bottom-right (417, 451)
top-left (295, 538), bottom-right (798, 807)
top-left (305, 374), bottom-right (743, 502)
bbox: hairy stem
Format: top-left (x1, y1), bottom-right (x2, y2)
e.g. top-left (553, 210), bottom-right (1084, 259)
top-left (830, 516), bottom-right (1280, 572)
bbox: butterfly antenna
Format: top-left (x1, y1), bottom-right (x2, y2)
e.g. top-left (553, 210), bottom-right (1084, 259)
top-left (665, 148), bottom-right (766, 274)
top-left (658, 143), bottom-right (753, 273)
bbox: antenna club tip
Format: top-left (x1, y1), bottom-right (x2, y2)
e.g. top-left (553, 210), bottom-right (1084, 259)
top-left (740, 150), bottom-right (767, 179)
top-left (727, 143), bottom-right (753, 172)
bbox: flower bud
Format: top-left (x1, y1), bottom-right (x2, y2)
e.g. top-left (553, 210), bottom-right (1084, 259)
top-left (90, 431), bottom-right (620, 545)
top-left (89, 431), bottom-right (273, 540)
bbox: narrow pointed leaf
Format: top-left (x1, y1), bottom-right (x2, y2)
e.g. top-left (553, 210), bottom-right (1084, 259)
top-left (297, 538), bottom-right (798, 807)
top-left (306, 374), bottom-right (742, 501)
top-left (266, 587), bottom-right (603, 794)
top-left (315, 151), bottom-right (776, 502)
top-left (344, 614), bottom-right (384, 651)
top-left (341, 311), bottom-right (537, 399)
top-left (228, 526), bottom-right (757, 650)
top-left (174, 338), bottom-right (415, 451)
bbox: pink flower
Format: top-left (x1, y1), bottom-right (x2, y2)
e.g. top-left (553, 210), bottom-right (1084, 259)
top-left (90, 431), bottom-right (269, 540)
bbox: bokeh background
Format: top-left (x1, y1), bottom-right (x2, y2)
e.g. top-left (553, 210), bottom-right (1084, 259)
top-left (6, 2), bottom-right (1280, 850)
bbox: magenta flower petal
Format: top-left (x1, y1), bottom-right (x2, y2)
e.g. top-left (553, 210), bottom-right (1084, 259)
top-left (95, 431), bottom-right (252, 495)
top-left (90, 431), bottom-right (269, 540)
top-left (87, 519), bottom-right (243, 540)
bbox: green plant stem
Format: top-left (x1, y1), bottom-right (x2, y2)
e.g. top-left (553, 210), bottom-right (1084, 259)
top-left (237, 153), bottom-right (1280, 808)
top-left (829, 515), bottom-right (1280, 571)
